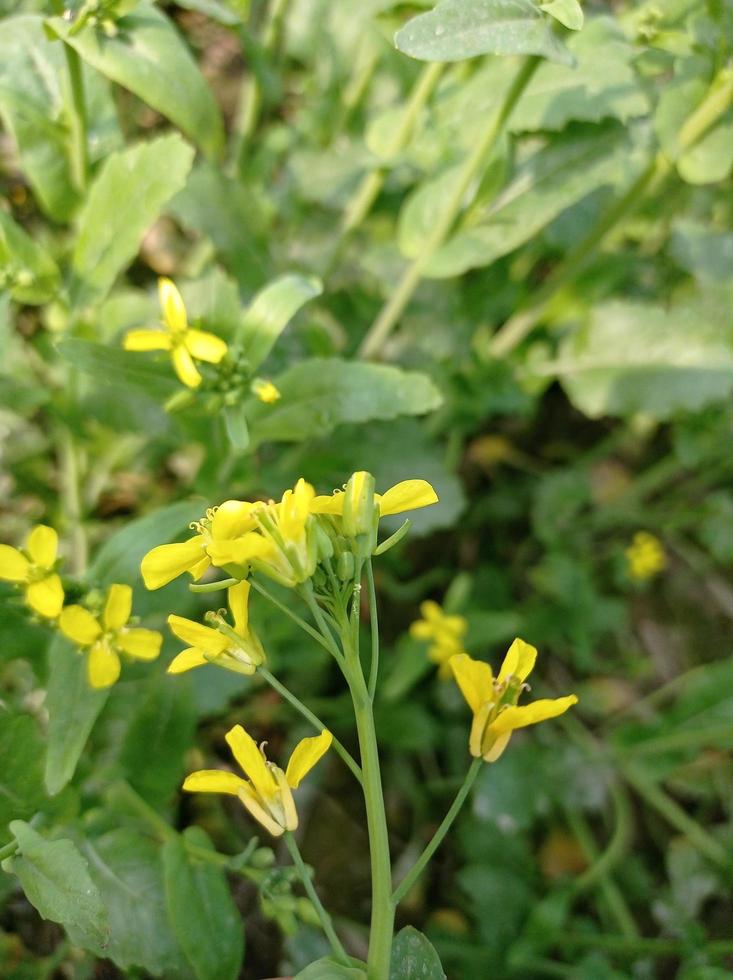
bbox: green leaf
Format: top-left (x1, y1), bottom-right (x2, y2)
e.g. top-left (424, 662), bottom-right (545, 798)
top-left (0, 715), bottom-right (46, 831)
top-left (3, 821), bottom-right (108, 952)
top-left (295, 959), bottom-right (367, 980)
top-left (56, 339), bottom-right (180, 397)
top-left (540, 0), bottom-right (583, 31)
top-left (46, 3), bottom-right (224, 159)
top-left (223, 405), bottom-right (250, 451)
top-left (389, 926), bottom-right (446, 979)
top-left (69, 133), bottom-right (194, 307)
top-left (245, 359), bottom-right (443, 448)
top-left (394, 0), bottom-right (574, 67)
top-left (0, 210), bottom-right (60, 305)
top-left (677, 110), bottom-right (733, 185)
top-left (239, 274), bottom-right (323, 369)
top-left (671, 220), bottom-right (733, 285)
top-left (163, 828), bottom-right (244, 980)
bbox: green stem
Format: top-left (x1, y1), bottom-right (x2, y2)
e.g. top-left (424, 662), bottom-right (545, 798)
top-left (560, 933), bottom-right (733, 957)
top-left (572, 781), bottom-right (633, 894)
top-left (392, 757), bottom-right (481, 907)
top-left (301, 583), bottom-right (347, 666)
top-left (366, 559), bottom-right (379, 701)
top-left (622, 721), bottom-right (733, 756)
top-left (359, 56), bottom-right (539, 358)
top-left (63, 44), bottom-right (89, 192)
top-left (250, 578), bottom-right (336, 657)
top-left (259, 666), bottom-right (363, 785)
top-left (189, 577), bottom-right (239, 593)
top-left (284, 832), bottom-right (350, 965)
top-left (0, 839), bottom-right (19, 862)
top-left (57, 425), bottom-right (87, 576)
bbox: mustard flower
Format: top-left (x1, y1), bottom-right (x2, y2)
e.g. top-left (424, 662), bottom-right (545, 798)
top-left (167, 580), bottom-right (264, 675)
top-left (410, 600), bottom-right (468, 678)
top-left (183, 724), bottom-right (332, 837)
top-left (249, 478), bottom-right (320, 587)
top-left (58, 583), bottom-right (162, 688)
top-left (0, 525), bottom-right (64, 619)
top-left (625, 531), bottom-right (666, 581)
top-left (311, 475), bottom-right (438, 525)
top-left (123, 278), bottom-right (228, 389)
top-left (251, 379), bottom-right (281, 403)
top-left (451, 640), bottom-right (577, 763)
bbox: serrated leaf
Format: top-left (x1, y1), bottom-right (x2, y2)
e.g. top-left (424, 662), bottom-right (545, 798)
top-left (239, 274), bottom-right (323, 369)
top-left (395, 0), bottom-right (574, 67)
top-left (245, 359), bottom-right (443, 448)
top-left (4, 821), bottom-right (108, 952)
top-left (69, 134), bottom-right (194, 307)
top-left (389, 927), bottom-right (446, 979)
top-left (57, 339), bottom-right (179, 396)
top-left (0, 210), bottom-right (60, 304)
top-left (163, 829), bottom-right (244, 980)
top-left (540, 0), bottom-right (583, 30)
top-left (46, 3), bottom-right (224, 158)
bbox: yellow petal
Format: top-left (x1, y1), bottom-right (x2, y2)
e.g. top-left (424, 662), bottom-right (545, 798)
top-left (168, 647), bottom-right (210, 674)
top-left (185, 329), bottom-right (228, 363)
top-left (450, 653), bottom-right (493, 715)
top-left (206, 532), bottom-right (272, 568)
top-left (378, 480), bottom-right (438, 517)
top-left (273, 768), bottom-right (298, 831)
top-left (172, 345), bottom-right (202, 388)
top-left (26, 525), bottom-right (58, 568)
top-left (58, 605), bottom-right (102, 646)
top-left (123, 329), bottom-right (173, 351)
top-left (141, 537), bottom-right (205, 590)
top-left (225, 724), bottom-right (278, 798)
top-left (251, 379), bottom-right (280, 403)
top-left (168, 615), bottom-right (229, 654)
top-left (159, 277), bottom-right (187, 333)
top-left (310, 493), bottom-right (344, 515)
top-left (469, 701), bottom-right (492, 758)
top-left (26, 574), bottom-right (64, 618)
top-left (490, 695), bottom-right (579, 736)
top-left (103, 583), bottom-right (132, 631)
top-left (117, 628), bottom-right (162, 661)
top-left (210, 500), bottom-right (258, 540)
top-left (497, 638), bottom-right (537, 685)
top-left (285, 730), bottom-right (332, 789)
top-left (483, 731), bottom-right (512, 763)
top-left (0, 544), bottom-right (30, 582)
top-left (183, 770), bottom-right (248, 796)
top-left (87, 641), bottom-right (121, 688)
top-left (228, 580), bottom-right (250, 635)
top-left (237, 784), bottom-right (285, 837)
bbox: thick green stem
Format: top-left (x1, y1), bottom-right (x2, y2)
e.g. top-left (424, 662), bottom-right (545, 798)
top-left (284, 832), bottom-right (350, 965)
top-left (359, 56), bottom-right (539, 358)
top-left (392, 758), bottom-right (481, 907)
top-left (366, 559), bottom-right (379, 701)
top-left (57, 425), bottom-right (87, 576)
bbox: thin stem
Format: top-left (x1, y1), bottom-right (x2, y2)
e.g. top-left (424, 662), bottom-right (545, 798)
top-left (392, 758), bottom-right (481, 907)
top-left (259, 666), bottom-right (362, 785)
top-left (366, 559), bottom-right (379, 701)
top-left (250, 578), bottom-right (336, 657)
top-left (573, 781), bottom-right (633, 894)
top-left (63, 45), bottom-right (89, 192)
top-left (284, 832), bottom-right (350, 966)
top-left (560, 933), bottom-right (733, 957)
top-left (0, 839), bottom-right (19, 862)
top-left (359, 56), bottom-right (539, 358)
top-left (189, 577), bottom-right (239, 593)
top-left (57, 425), bottom-right (87, 576)
top-left (621, 721), bottom-right (733, 756)
top-left (301, 583), bottom-right (347, 666)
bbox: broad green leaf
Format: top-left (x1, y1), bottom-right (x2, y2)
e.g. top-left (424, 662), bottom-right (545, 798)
top-left (394, 0), bottom-right (574, 67)
top-left (245, 359), bottom-right (443, 448)
top-left (0, 715), bottom-right (46, 831)
top-left (57, 339), bottom-right (180, 397)
top-left (223, 405), bottom-right (250, 451)
top-left (677, 111), bottom-right (733, 185)
top-left (239, 274), bottom-right (323, 369)
top-left (163, 828), bottom-right (244, 980)
top-left (671, 220), bottom-right (733, 284)
top-left (540, 0), bottom-right (583, 31)
top-left (295, 959), bottom-right (367, 980)
top-left (69, 134), bottom-right (194, 307)
top-left (389, 926), bottom-right (446, 979)
top-left (653, 61), bottom-right (706, 162)
top-left (3, 821), bottom-right (108, 952)
top-left (0, 210), bottom-right (60, 305)
top-left (46, 3), bottom-right (224, 158)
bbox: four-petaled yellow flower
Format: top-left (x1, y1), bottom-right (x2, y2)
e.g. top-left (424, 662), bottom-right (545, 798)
top-left (311, 477), bottom-right (438, 525)
top-left (0, 525), bottom-right (64, 619)
top-left (183, 724), bottom-right (332, 837)
top-left (168, 581), bottom-right (264, 675)
top-left (451, 640), bottom-right (577, 763)
top-left (410, 600), bottom-right (468, 678)
top-left (124, 278), bottom-right (228, 389)
top-left (58, 583), bottom-right (162, 688)
top-left (251, 379), bottom-right (281, 404)
top-left (251, 478), bottom-right (319, 587)
top-left (625, 531), bottom-right (666, 581)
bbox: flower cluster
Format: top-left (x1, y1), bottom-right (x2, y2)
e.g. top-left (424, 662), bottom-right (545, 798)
top-left (0, 525), bottom-right (64, 619)
top-left (410, 600), bottom-right (468, 678)
top-left (625, 531), bottom-right (666, 581)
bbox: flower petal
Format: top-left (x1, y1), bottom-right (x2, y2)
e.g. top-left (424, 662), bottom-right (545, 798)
top-left (225, 724), bottom-right (278, 798)
top-left (490, 695), bottom-right (579, 736)
top-left (159, 277), bottom-right (187, 333)
top-left (168, 615), bottom-right (229, 654)
top-left (237, 784), bottom-right (285, 837)
top-left (206, 532), bottom-right (272, 568)
top-left (26, 574), bottom-right (64, 618)
top-left (103, 583), bottom-right (132, 631)
top-left (141, 538), bottom-right (204, 590)
top-left (450, 653), bottom-right (493, 715)
top-left (228, 580), bottom-right (250, 636)
top-left (58, 605), bottom-right (102, 646)
top-left (123, 329), bottom-right (173, 351)
top-left (285, 730), bottom-right (332, 789)
top-left (168, 647), bottom-right (210, 674)
top-left (497, 638), bottom-right (537, 685)
top-left (378, 480), bottom-right (438, 516)
top-left (310, 493), bottom-right (344, 516)
top-left (183, 770), bottom-right (248, 796)
top-left (26, 525), bottom-right (57, 568)
top-left (185, 329), bottom-right (228, 363)
top-left (0, 545), bottom-right (30, 582)
top-left (87, 641), bottom-right (121, 689)
top-left (117, 628), bottom-right (162, 661)
top-left (172, 345), bottom-right (202, 388)
top-left (210, 500), bottom-right (258, 540)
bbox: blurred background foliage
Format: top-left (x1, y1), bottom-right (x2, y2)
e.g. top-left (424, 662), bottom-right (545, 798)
top-left (1, 0), bottom-right (733, 976)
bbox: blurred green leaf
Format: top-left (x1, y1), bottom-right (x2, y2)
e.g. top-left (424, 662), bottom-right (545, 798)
top-left (540, 0), bottom-right (583, 31)
top-left (0, 210), bottom-right (60, 305)
top-left (390, 926), bottom-right (446, 979)
top-left (677, 111), bottom-right (733, 184)
top-left (239, 274), bottom-right (323, 369)
top-left (57, 339), bottom-right (179, 396)
top-left (0, 715), bottom-right (46, 831)
top-left (295, 959), bottom-right (367, 979)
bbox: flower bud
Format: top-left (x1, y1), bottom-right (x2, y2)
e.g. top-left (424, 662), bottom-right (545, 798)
top-left (342, 471), bottom-right (377, 556)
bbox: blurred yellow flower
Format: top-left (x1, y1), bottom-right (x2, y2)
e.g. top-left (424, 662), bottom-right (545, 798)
top-left (625, 531), bottom-right (666, 581)
top-left (410, 600), bottom-right (468, 678)
top-left (0, 525), bottom-right (64, 619)
top-left (58, 583), bottom-right (162, 688)
top-left (451, 640), bottom-right (577, 763)
top-left (311, 475), bottom-right (438, 525)
top-left (123, 278), bottom-right (228, 388)
top-left (167, 580), bottom-right (264, 675)
top-left (251, 378), bottom-right (281, 403)
top-left (183, 724), bottom-right (332, 837)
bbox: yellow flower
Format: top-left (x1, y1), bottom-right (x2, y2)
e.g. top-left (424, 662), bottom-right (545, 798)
top-left (167, 581), bottom-right (264, 675)
top-left (123, 278), bottom-right (228, 389)
top-left (410, 600), bottom-right (468, 679)
top-left (250, 479), bottom-right (320, 587)
top-left (141, 501), bottom-right (272, 590)
top-left (183, 724), bottom-right (332, 837)
top-left (451, 640), bottom-right (577, 763)
top-left (251, 379), bottom-right (281, 403)
top-left (0, 525), bottom-right (64, 619)
top-left (58, 583), bottom-right (162, 688)
top-left (625, 531), bottom-right (666, 581)
top-left (311, 474), bottom-right (438, 543)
